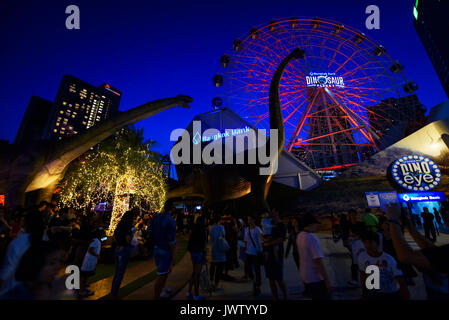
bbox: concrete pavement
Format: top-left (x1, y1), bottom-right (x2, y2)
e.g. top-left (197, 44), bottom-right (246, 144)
top-left (172, 231), bottom-right (449, 300)
top-left (61, 231), bottom-right (448, 300)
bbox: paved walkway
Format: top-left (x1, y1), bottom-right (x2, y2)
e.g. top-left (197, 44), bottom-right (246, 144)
top-left (60, 235), bottom-right (189, 300)
top-left (125, 248), bottom-right (192, 300)
top-left (60, 231), bottom-right (449, 300)
top-left (172, 232), bottom-right (449, 301)
top-left (86, 258), bottom-right (156, 300)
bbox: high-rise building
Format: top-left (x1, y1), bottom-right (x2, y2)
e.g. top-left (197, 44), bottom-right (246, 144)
top-left (48, 75), bottom-right (121, 140)
top-left (367, 94), bottom-right (427, 149)
top-left (14, 96), bottom-right (54, 145)
top-left (413, 0), bottom-right (449, 98)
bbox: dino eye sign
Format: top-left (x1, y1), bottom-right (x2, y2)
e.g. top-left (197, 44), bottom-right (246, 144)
top-left (306, 72), bottom-right (345, 88)
top-left (391, 155), bottom-right (441, 191)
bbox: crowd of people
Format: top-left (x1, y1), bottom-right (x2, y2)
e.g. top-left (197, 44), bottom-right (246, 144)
top-left (183, 208), bottom-right (288, 300)
top-left (181, 203), bottom-right (449, 301)
top-left (0, 200), bottom-right (448, 300)
top-left (0, 201), bottom-right (103, 299)
top-left (326, 205), bottom-right (449, 300)
top-left (0, 201), bottom-right (159, 300)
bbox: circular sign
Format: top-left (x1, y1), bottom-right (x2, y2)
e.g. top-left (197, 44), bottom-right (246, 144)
top-left (318, 76), bottom-right (327, 85)
top-left (391, 155), bottom-right (441, 191)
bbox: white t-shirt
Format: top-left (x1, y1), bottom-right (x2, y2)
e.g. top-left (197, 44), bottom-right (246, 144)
top-left (81, 238), bottom-right (101, 272)
top-left (297, 231), bottom-right (325, 284)
top-left (261, 218), bottom-right (272, 235)
top-left (244, 227), bottom-right (263, 255)
top-left (351, 239), bottom-right (366, 262)
top-left (357, 251), bottom-right (403, 293)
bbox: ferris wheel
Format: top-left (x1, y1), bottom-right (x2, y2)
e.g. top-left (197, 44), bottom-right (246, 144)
top-left (213, 17), bottom-right (418, 170)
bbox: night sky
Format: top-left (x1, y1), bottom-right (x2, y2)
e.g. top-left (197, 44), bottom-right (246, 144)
top-left (0, 0), bottom-right (446, 155)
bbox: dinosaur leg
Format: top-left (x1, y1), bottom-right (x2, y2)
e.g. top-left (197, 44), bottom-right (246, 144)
top-left (251, 180), bottom-right (270, 217)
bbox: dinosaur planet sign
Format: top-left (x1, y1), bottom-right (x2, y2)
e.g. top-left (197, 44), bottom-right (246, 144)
top-left (391, 155), bottom-right (441, 191)
top-left (306, 72), bottom-right (345, 88)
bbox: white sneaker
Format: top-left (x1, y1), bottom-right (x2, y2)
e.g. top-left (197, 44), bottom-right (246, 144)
top-left (160, 288), bottom-right (170, 298)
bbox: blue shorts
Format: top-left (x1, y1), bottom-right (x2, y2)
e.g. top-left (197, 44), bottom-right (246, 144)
top-left (154, 247), bottom-right (173, 275)
top-left (190, 251), bottom-right (206, 265)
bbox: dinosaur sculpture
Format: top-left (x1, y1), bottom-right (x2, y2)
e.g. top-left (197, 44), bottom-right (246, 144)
top-left (168, 49), bottom-right (305, 214)
top-left (0, 95), bottom-right (193, 207)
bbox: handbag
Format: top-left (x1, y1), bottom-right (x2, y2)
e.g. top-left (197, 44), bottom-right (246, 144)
top-left (248, 228), bottom-right (264, 265)
top-left (218, 236), bottom-right (230, 252)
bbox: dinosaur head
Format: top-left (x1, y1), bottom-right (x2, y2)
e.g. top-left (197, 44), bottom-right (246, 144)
top-left (289, 48), bottom-right (306, 60)
top-left (175, 95), bottom-right (194, 109)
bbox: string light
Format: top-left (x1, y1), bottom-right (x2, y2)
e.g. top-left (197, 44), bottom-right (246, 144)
top-left (57, 128), bottom-right (167, 235)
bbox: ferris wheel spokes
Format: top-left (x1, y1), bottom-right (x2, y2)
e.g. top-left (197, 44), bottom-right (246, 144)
top-left (217, 17), bottom-right (414, 170)
top-left (286, 87), bottom-right (380, 156)
top-left (324, 88), bottom-right (380, 151)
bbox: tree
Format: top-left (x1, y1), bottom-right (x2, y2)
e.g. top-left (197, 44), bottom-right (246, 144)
top-left (58, 126), bottom-right (167, 234)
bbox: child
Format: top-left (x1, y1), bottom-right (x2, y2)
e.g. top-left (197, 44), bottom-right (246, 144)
top-left (347, 223), bottom-right (366, 287)
top-left (78, 228), bottom-right (105, 298)
top-left (358, 231), bottom-right (409, 300)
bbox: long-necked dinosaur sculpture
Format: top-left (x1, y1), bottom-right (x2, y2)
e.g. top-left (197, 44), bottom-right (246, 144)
top-left (168, 49), bottom-right (305, 214)
top-left (0, 95), bottom-right (192, 207)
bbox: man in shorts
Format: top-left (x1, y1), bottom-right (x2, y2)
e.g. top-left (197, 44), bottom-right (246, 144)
top-left (151, 204), bottom-right (177, 299)
top-left (262, 208), bottom-right (287, 300)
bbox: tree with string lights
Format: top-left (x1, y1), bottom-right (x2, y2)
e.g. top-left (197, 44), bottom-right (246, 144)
top-left (57, 126), bottom-right (167, 235)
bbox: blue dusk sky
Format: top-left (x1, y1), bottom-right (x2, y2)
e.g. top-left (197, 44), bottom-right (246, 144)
top-left (0, 0), bottom-right (446, 154)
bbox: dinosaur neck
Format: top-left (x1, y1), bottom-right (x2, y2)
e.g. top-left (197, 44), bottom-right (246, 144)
top-left (269, 54), bottom-right (297, 152)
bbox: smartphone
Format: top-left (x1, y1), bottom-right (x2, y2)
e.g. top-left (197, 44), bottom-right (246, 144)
top-left (101, 236), bottom-right (107, 241)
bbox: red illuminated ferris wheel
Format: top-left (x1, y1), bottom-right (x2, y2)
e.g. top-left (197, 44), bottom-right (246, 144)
top-left (213, 17), bottom-right (418, 171)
